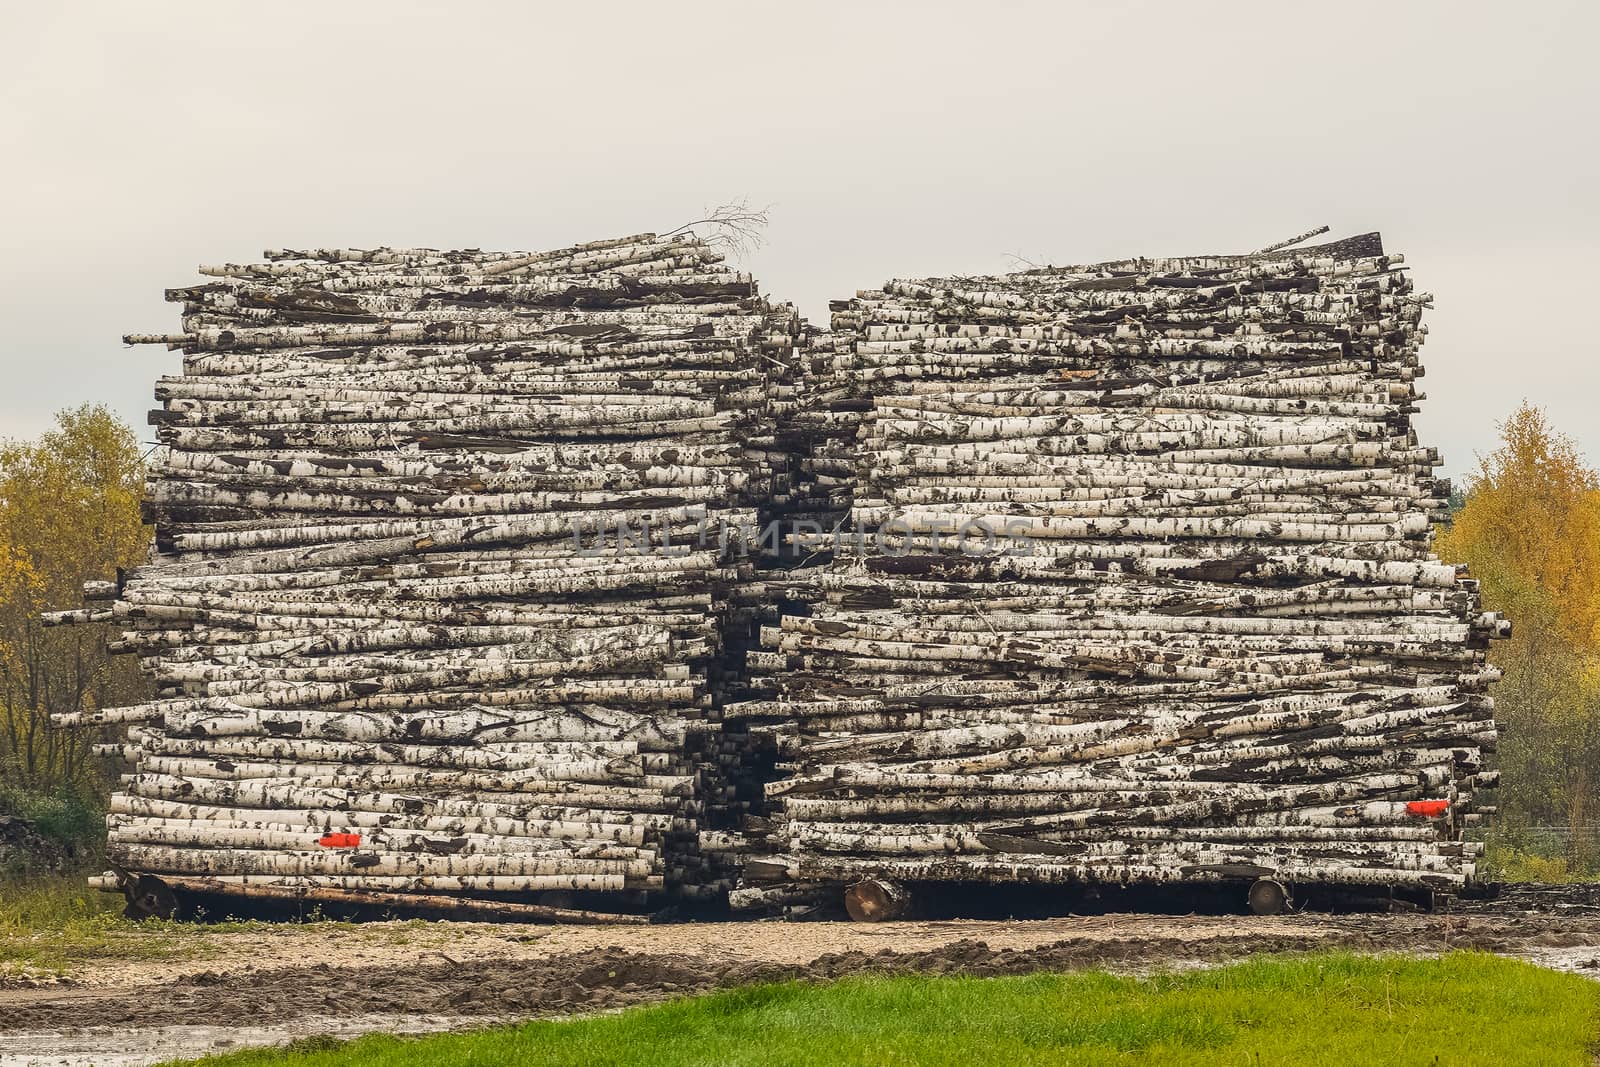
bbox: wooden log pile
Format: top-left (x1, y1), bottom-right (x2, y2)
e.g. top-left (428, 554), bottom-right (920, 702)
top-left (730, 232), bottom-right (1506, 900)
top-left (49, 232), bottom-right (801, 913)
top-left (777, 326), bottom-right (862, 544)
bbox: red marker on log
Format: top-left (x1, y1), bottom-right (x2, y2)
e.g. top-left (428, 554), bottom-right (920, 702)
top-left (318, 833), bottom-right (362, 849)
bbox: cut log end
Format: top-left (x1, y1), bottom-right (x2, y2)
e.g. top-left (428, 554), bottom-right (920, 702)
top-left (843, 877), bottom-right (912, 922)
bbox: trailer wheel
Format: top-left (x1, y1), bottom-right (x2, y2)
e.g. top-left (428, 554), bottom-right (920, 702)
top-left (124, 874), bottom-right (179, 921)
top-left (1247, 878), bottom-right (1291, 916)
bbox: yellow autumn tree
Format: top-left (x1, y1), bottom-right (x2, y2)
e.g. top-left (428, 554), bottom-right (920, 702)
top-left (1436, 404), bottom-right (1600, 865)
top-left (0, 406), bottom-right (152, 795)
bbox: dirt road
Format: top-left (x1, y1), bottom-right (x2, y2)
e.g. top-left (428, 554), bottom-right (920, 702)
top-left (3, 911), bottom-right (1598, 1066)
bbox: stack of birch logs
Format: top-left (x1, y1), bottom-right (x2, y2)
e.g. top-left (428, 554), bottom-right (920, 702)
top-left (731, 231), bottom-right (1506, 903)
top-left (777, 327), bottom-right (862, 543)
top-left (50, 233), bottom-right (800, 916)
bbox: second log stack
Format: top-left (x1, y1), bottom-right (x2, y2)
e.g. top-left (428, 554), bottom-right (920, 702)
top-left (732, 232), bottom-right (1505, 898)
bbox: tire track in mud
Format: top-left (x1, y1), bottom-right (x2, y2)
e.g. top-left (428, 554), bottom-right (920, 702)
top-left (4, 913), bottom-right (1596, 1033)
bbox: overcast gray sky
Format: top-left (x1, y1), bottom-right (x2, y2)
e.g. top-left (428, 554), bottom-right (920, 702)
top-left (2, 0), bottom-right (1595, 479)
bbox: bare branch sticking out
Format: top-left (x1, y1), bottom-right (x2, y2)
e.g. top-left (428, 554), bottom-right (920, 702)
top-left (666, 199), bottom-right (772, 260)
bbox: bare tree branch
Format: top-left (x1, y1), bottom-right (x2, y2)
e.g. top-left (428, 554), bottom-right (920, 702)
top-left (664, 199), bottom-right (771, 260)
top-left (1002, 252), bottom-right (1048, 272)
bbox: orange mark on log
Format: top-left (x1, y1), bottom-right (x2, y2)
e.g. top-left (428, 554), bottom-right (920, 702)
top-left (1405, 800), bottom-right (1449, 818)
top-left (318, 833), bottom-right (362, 848)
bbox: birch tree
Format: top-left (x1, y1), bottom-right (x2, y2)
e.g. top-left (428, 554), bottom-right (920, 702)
top-left (1436, 404), bottom-right (1600, 866)
top-left (0, 406), bottom-right (151, 794)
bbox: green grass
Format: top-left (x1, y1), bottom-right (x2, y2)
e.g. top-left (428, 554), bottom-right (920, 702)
top-left (1482, 843), bottom-right (1599, 884)
top-left (0, 874), bottom-right (358, 978)
top-left (166, 951), bottom-right (1599, 1067)
top-left (0, 873), bottom-right (136, 975)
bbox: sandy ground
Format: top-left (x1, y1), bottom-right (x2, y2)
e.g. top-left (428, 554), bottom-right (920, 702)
top-left (2, 909), bottom-right (1598, 1066)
